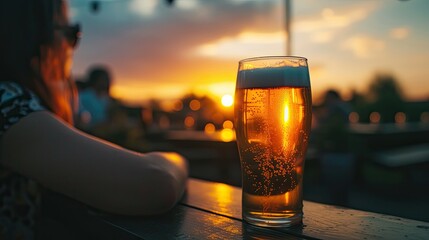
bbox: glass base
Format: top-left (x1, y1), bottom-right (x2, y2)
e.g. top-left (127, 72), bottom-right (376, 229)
top-left (243, 211), bottom-right (302, 228)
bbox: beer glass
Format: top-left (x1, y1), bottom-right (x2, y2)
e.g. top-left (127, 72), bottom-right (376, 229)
top-left (234, 56), bottom-right (312, 227)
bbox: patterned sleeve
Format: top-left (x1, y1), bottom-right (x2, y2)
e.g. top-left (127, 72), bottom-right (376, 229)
top-left (0, 82), bottom-right (46, 136)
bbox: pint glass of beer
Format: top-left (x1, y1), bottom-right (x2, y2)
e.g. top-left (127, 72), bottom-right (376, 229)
top-left (234, 56), bottom-right (312, 227)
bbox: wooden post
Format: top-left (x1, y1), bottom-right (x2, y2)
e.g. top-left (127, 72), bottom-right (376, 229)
top-left (285, 0), bottom-right (292, 56)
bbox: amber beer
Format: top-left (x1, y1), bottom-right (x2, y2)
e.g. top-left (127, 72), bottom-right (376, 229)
top-left (234, 56), bottom-right (311, 227)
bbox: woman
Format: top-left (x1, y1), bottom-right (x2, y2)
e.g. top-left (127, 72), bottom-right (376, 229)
top-left (0, 0), bottom-right (188, 238)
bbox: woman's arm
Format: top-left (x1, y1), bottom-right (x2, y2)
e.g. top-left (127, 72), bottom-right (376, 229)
top-left (0, 111), bottom-right (188, 215)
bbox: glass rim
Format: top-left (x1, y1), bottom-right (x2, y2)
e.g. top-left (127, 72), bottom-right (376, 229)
top-left (239, 55), bottom-right (307, 64)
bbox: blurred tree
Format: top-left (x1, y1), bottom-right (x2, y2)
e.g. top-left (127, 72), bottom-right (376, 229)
top-left (367, 74), bottom-right (405, 123)
top-left (349, 89), bottom-right (369, 122)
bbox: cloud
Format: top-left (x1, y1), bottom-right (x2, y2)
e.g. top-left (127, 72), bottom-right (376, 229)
top-left (311, 31), bottom-right (334, 43)
top-left (294, 2), bottom-right (378, 44)
top-left (176, 0), bottom-right (199, 10)
top-left (296, 7), bottom-right (370, 32)
top-left (194, 31), bottom-right (285, 58)
top-left (129, 0), bottom-right (159, 17)
top-left (342, 35), bottom-right (385, 58)
top-left (390, 27), bottom-right (410, 39)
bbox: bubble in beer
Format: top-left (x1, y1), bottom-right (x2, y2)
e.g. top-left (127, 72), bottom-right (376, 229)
top-left (241, 142), bottom-right (298, 196)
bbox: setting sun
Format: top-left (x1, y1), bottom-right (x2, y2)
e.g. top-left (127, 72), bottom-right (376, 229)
top-left (221, 94), bottom-right (234, 107)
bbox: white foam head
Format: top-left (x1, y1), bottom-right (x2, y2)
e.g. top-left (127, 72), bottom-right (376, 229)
top-left (236, 66), bottom-right (310, 89)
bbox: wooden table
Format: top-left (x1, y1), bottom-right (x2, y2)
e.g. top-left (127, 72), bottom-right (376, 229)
top-left (39, 178), bottom-right (429, 240)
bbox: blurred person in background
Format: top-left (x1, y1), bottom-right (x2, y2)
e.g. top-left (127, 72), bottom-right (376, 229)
top-left (76, 66), bottom-right (148, 152)
top-left (315, 89), bottom-right (352, 152)
top-left (313, 89), bottom-right (354, 205)
top-left (77, 66), bottom-right (113, 130)
top-left (0, 0), bottom-right (188, 239)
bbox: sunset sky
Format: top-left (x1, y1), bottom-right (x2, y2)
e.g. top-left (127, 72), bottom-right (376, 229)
top-left (70, 0), bottom-right (429, 105)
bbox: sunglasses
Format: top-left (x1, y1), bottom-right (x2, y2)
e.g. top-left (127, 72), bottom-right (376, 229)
top-left (55, 23), bottom-right (82, 48)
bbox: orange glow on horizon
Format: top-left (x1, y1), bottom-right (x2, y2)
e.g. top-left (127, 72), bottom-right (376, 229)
top-left (110, 80), bottom-right (236, 109)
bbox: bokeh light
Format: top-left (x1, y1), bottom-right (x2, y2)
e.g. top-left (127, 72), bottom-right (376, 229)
top-left (184, 116), bottom-right (195, 128)
top-left (220, 129), bottom-right (234, 142)
top-left (349, 112), bottom-right (359, 123)
top-left (369, 112), bottom-right (381, 124)
top-left (189, 99), bottom-right (201, 111)
top-left (204, 123), bottom-right (216, 134)
top-left (421, 112), bottom-right (429, 123)
top-left (395, 112), bottom-right (406, 124)
top-left (223, 120), bottom-right (234, 129)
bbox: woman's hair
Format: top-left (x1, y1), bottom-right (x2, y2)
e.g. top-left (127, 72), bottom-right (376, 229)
top-left (0, 0), bottom-right (75, 124)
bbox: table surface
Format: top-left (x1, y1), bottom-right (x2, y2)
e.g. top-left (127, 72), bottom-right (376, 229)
top-left (42, 178), bottom-right (429, 240)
